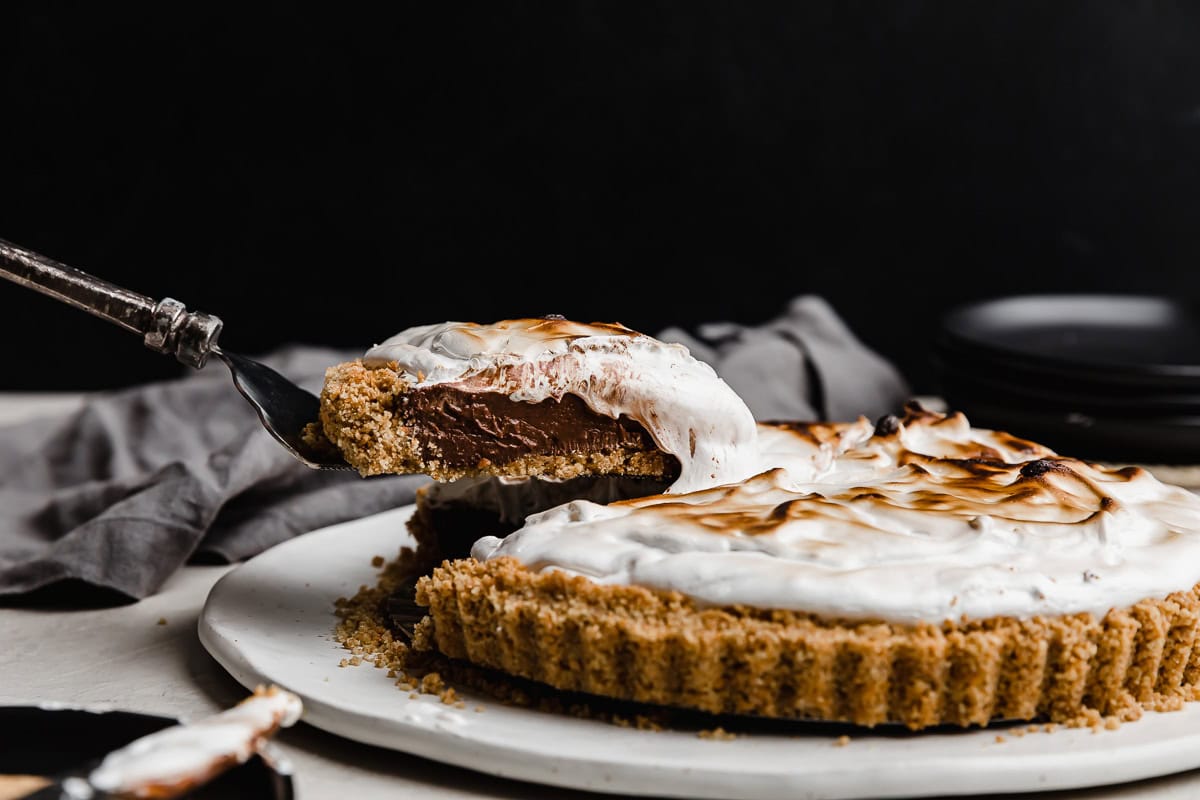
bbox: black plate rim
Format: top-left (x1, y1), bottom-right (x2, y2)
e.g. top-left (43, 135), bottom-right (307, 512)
top-left (939, 293), bottom-right (1200, 381)
top-left (932, 353), bottom-right (1200, 413)
top-left (935, 332), bottom-right (1200, 390)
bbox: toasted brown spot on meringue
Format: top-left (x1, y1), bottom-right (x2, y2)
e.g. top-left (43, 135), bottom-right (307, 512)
top-left (874, 414), bottom-right (901, 437)
top-left (1021, 458), bottom-right (1069, 478)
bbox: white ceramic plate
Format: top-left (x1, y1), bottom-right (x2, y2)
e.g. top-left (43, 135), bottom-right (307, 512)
top-left (199, 506), bottom-right (1200, 800)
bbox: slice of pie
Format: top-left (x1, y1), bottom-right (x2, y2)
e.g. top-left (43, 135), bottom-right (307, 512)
top-left (314, 316), bottom-right (759, 492)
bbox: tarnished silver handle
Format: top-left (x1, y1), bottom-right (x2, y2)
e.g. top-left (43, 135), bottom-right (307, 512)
top-left (0, 238), bottom-right (223, 369)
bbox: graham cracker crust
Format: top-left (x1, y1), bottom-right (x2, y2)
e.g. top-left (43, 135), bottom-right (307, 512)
top-left (315, 360), bottom-right (676, 480)
top-left (413, 557), bottom-right (1200, 730)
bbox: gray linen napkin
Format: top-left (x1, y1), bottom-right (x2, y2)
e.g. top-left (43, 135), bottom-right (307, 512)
top-left (0, 346), bottom-right (428, 604)
top-left (658, 295), bottom-right (910, 422)
top-left (0, 296), bottom-right (909, 603)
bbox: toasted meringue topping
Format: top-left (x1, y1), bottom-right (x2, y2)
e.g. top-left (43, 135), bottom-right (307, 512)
top-left (364, 318), bottom-right (760, 493)
top-left (474, 405), bottom-right (1200, 624)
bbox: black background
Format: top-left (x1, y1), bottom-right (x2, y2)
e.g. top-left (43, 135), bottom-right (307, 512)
top-left (3, 2), bottom-right (1199, 393)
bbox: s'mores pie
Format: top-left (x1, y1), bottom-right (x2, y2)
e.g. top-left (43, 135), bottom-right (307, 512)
top-left (315, 316), bottom-right (759, 492)
top-left (413, 405), bottom-right (1200, 730)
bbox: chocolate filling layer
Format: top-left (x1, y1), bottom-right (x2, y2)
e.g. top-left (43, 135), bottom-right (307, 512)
top-left (397, 386), bottom-right (664, 470)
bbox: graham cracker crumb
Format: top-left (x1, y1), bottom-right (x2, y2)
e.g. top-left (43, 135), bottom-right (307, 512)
top-left (371, 555), bottom-right (385, 567)
top-left (698, 727), bottom-right (736, 741)
top-left (156, 617), bottom-right (167, 626)
top-left (834, 735), bottom-right (851, 747)
top-left (994, 735), bottom-right (1005, 743)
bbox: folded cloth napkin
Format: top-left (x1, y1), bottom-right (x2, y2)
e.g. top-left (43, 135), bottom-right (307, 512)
top-left (658, 295), bottom-right (910, 423)
top-left (0, 295), bottom-right (909, 604)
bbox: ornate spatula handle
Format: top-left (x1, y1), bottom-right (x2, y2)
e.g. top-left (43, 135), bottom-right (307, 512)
top-left (0, 238), bottom-right (223, 368)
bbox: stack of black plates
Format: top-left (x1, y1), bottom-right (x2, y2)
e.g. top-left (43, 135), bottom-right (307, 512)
top-left (933, 294), bottom-right (1200, 465)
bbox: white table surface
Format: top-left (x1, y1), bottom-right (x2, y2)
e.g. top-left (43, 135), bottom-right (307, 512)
top-left (4, 393), bottom-right (1200, 800)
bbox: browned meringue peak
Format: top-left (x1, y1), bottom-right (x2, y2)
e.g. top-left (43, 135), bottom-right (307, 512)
top-left (867, 399), bottom-right (1056, 461)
